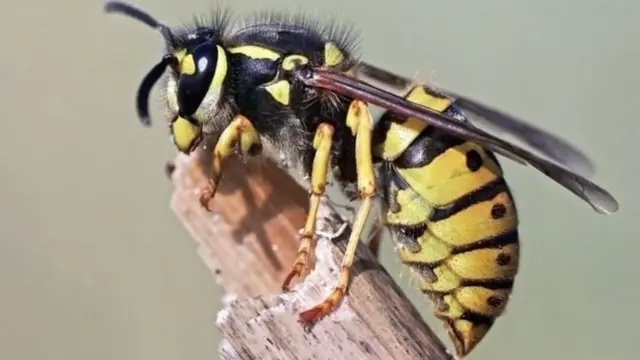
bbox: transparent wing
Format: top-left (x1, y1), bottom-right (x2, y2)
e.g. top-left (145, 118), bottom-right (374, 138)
top-left (443, 92), bottom-right (595, 177)
top-left (292, 65), bottom-right (619, 214)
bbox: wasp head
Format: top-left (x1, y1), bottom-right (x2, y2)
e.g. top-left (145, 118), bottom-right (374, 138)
top-left (105, 1), bottom-right (230, 154)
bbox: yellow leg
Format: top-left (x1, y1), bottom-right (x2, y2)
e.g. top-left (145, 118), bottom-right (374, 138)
top-left (298, 100), bottom-right (377, 325)
top-left (199, 115), bottom-right (261, 211)
top-left (282, 123), bottom-right (335, 291)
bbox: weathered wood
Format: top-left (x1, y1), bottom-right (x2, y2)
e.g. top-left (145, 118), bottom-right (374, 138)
top-left (168, 151), bottom-right (452, 360)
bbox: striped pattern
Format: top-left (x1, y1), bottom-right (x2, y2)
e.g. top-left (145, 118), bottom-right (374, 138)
top-left (374, 84), bottom-right (521, 358)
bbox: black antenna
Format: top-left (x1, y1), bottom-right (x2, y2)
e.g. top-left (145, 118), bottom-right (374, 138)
top-left (104, 1), bottom-right (177, 126)
top-left (135, 54), bottom-right (176, 126)
top-left (104, 1), bottom-right (173, 44)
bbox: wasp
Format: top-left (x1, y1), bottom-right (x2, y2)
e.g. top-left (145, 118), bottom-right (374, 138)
top-left (104, 2), bottom-right (619, 358)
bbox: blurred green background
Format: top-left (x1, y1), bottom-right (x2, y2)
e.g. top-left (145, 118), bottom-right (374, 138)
top-left (0, 0), bottom-right (636, 359)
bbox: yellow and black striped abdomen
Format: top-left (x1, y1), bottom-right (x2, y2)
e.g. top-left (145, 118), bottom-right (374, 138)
top-left (373, 85), bottom-right (520, 358)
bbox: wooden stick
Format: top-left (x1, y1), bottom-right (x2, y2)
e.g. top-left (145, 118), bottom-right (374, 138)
top-left (167, 151), bottom-right (452, 360)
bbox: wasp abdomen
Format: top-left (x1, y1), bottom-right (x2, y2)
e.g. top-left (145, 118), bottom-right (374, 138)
top-left (376, 84), bottom-right (521, 358)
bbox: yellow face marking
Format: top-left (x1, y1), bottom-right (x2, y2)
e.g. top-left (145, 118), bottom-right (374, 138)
top-left (173, 49), bottom-right (187, 64)
top-left (228, 45), bottom-right (281, 60)
top-left (211, 45), bottom-right (228, 93)
top-left (282, 55), bottom-right (309, 71)
top-left (171, 117), bottom-right (201, 153)
top-left (377, 85), bottom-right (454, 160)
top-left (265, 80), bottom-right (291, 106)
top-left (179, 54), bottom-right (196, 75)
top-left (396, 142), bottom-right (502, 206)
top-left (324, 42), bottom-right (344, 67)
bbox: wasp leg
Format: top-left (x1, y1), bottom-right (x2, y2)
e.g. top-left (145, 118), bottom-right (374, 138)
top-left (298, 100), bottom-right (376, 325)
top-left (282, 123), bottom-right (335, 291)
top-left (199, 115), bottom-right (261, 211)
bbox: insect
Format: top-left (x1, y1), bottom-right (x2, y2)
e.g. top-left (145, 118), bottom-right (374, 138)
top-left (104, 2), bottom-right (619, 358)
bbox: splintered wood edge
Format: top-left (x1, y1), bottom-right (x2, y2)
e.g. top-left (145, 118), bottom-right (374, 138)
top-left (168, 152), bottom-right (451, 360)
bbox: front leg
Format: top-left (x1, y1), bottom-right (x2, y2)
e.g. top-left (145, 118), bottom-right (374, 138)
top-left (199, 114), bottom-right (261, 211)
top-left (298, 100), bottom-right (377, 325)
top-left (282, 123), bottom-right (335, 291)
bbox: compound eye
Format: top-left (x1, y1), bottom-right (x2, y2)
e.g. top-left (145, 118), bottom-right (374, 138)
top-left (176, 42), bottom-right (218, 117)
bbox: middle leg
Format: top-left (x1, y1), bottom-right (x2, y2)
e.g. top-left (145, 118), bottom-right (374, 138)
top-left (298, 100), bottom-right (377, 325)
top-left (281, 123), bottom-right (335, 291)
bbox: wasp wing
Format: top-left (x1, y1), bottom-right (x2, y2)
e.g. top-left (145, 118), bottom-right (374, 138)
top-left (432, 91), bottom-right (619, 214)
top-left (356, 62), bottom-right (599, 176)
top-left (444, 92), bottom-right (596, 176)
top-left (294, 66), bottom-right (619, 214)
top-left (530, 161), bottom-right (618, 214)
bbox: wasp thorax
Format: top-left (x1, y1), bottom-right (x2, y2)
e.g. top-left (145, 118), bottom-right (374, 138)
top-left (175, 43), bottom-right (228, 121)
